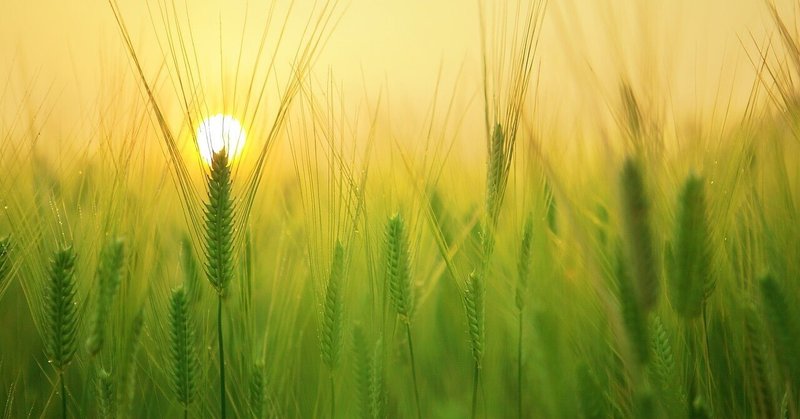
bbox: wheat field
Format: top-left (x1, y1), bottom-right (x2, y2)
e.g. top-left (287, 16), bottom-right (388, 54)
top-left (1, 0), bottom-right (799, 418)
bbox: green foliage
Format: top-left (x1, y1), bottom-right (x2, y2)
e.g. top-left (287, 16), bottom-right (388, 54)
top-left (43, 246), bottom-right (79, 372)
top-left (4, 2), bottom-right (800, 419)
top-left (168, 286), bottom-right (199, 409)
top-left (384, 213), bottom-right (414, 323)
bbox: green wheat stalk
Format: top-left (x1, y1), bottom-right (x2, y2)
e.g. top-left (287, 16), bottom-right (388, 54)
top-left (96, 368), bottom-right (116, 419)
top-left (352, 326), bottom-right (373, 419)
top-left (321, 240), bottom-right (345, 418)
top-left (370, 339), bottom-right (386, 419)
top-left (43, 246), bottom-right (79, 419)
top-left (743, 304), bottom-right (775, 419)
top-left (516, 215), bottom-right (534, 419)
top-left (615, 245), bottom-right (649, 365)
top-left (203, 150), bottom-right (235, 419)
top-left (168, 286), bottom-right (199, 419)
top-left (249, 362), bottom-right (266, 419)
top-left (385, 214), bottom-right (414, 322)
top-left (619, 158), bottom-right (659, 312)
top-left (649, 315), bottom-right (684, 413)
top-left (464, 270), bottom-right (485, 419)
top-left (669, 175), bottom-right (713, 318)
top-left (384, 213), bottom-right (422, 418)
top-left (120, 307), bottom-right (145, 415)
top-left (87, 238), bottom-right (125, 356)
top-left (758, 274), bottom-right (800, 388)
top-left (486, 123), bottom-right (506, 225)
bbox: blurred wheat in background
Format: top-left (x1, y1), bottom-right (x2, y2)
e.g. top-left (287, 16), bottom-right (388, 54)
top-left (1, 0), bottom-right (800, 418)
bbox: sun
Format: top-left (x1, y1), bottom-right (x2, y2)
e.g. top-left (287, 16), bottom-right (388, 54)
top-left (196, 114), bottom-right (246, 165)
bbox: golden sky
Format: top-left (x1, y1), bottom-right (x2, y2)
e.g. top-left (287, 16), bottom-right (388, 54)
top-left (0, 0), bottom-right (790, 148)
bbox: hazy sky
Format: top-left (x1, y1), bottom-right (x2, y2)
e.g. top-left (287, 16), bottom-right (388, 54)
top-left (0, 0), bottom-right (788, 145)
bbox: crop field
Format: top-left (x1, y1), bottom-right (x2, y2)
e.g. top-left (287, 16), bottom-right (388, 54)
top-left (1, 0), bottom-right (800, 418)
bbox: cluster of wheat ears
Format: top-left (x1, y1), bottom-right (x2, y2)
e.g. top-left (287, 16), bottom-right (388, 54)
top-left (2, 0), bottom-right (800, 418)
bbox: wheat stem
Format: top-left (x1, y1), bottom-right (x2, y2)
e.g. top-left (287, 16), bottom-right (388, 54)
top-left (60, 371), bottom-right (67, 419)
top-left (406, 324), bottom-right (422, 419)
top-left (471, 363), bottom-right (480, 419)
top-left (217, 295), bottom-right (226, 419)
top-left (330, 374), bottom-right (336, 419)
top-left (517, 309), bottom-right (523, 419)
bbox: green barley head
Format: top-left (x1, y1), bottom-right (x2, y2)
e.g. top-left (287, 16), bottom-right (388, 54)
top-left (204, 150), bottom-right (235, 297)
top-left (321, 241), bottom-right (345, 371)
top-left (87, 238), bottom-right (125, 356)
top-left (669, 175), bottom-right (713, 318)
top-left (168, 286), bottom-right (199, 408)
top-left (43, 246), bottom-right (79, 372)
top-left (619, 158), bottom-right (659, 311)
top-left (384, 213), bottom-right (414, 323)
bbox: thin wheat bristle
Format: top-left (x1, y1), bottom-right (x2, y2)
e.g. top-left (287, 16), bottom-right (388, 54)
top-left (181, 236), bottom-right (203, 304)
top-left (669, 175), bottom-right (712, 318)
top-left (619, 158), bottom-right (659, 311)
top-left (385, 213), bottom-right (414, 323)
top-left (87, 238), bottom-right (125, 356)
top-left (204, 150), bottom-right (235, 297)
top-left (43, 246), bottom-right (79, 371)
top-left (168, 286), bottom-right (199, 409)
top-left (96, 368), bottom-right (116, 419)
top-left (321, 240), bottom-right (345, 371)
top-left (464, 270), bottom-right (486, 367)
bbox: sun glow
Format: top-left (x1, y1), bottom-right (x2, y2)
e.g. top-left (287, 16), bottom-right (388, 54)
top-left (196, 114), bottom-right (246, 165)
